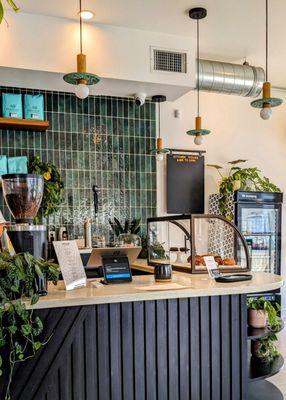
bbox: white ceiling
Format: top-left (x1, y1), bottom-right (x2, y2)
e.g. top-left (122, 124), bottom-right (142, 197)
top-left (9, 0), bottom-right (286, 87)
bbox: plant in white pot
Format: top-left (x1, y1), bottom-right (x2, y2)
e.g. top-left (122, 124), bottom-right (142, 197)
top-left (247, 297), bottom-right (281, 329)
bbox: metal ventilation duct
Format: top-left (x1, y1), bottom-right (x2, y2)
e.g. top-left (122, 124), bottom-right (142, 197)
top-left (198, 59), bottom-right (265, 98)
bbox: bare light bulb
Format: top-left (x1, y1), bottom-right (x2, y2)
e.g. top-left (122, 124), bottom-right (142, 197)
top-left (194, 134), bottom-right (203, 145)
top-left (260, 107), bottom-right (272, 120)
top-left (75, 83), bottom-right (89, 99)
top-left (78, 10), bottom-right (94, 20)
top-left (156, 152), bottom-right (164, 162)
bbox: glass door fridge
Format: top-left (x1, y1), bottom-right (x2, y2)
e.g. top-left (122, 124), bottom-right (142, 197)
top-left (234, 191), bottom-right (283, 274)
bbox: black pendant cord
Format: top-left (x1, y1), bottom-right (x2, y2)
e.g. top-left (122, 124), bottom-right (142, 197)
top-left (158, 102), bottom-right (161, 139)
top-left (265, 0), bottom-right (268, 82)
top-left (79, 0), bottom-right (83, 54)
top-left (197, 19), bottom-right (200, 117)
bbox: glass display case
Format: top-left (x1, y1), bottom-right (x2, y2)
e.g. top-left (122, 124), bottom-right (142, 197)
top-left (147, 214), bottom-right (250, 274)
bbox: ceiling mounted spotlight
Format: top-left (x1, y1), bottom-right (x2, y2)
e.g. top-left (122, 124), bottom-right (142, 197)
top-left (151, 95), bottom-right (170, 162)
top-left (186, 7), bottom-right (210, 146)
top-left (63, 0), bottom-right (100, 99)
top-left (250, 0), bottom-right (282, 119)
top-left (78, 10), bottom-right (94, 20)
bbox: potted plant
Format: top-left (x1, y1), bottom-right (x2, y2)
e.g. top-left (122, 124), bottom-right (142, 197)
top-left (28, 156), bottom-right (64, 224)
top-left (208, 160), bottom-right (281, 219)
top-left (251, 335), bottom-right (280, 363)
top-left (0, 251), bottom-right (60, 400)
top-left (109, 218), bottom-right (142, 246)
top-left (247, 297), bottom-right (281, 330)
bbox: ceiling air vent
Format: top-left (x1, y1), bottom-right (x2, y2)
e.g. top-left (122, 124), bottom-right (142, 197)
top-left (151, 47), bottom-right (187, 74)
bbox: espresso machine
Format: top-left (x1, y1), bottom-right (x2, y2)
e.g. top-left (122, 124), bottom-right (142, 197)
top-left (1, 174), bottom-right (47, 259)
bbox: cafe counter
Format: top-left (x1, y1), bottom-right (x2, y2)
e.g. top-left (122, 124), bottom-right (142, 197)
top-left (1, 268), bottom-right (284, 400)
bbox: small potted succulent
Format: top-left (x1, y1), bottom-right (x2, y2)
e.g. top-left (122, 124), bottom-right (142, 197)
top-left (247, 297), bottom-right (281, 329)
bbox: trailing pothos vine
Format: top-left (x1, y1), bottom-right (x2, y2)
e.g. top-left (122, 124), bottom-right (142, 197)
top-left (0, 252), bottom-right (60, 400)
top-left (208, 160), bottom-right (281, 219)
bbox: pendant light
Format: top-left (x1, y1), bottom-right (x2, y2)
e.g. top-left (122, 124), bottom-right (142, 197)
top-left (251, 0), bottom-right (282, 119)
top-left (187, 7), bottom-right (210, 145)
top-left (151, 95), bottom-right (170, 162)
top-left (63, 0), bottom-right (100, 99)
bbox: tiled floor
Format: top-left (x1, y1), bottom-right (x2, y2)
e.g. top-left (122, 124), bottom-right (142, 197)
top-left (268, 328), bottom-right (286, 396)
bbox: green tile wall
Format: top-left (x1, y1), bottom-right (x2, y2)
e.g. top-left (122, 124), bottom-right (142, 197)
top-left (0, 87), bottom-right (157, 240)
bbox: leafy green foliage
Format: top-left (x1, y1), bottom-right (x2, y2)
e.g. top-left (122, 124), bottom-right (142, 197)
top-left (0, 252), bottom-right (60, 399)
top-left (208, 160), bottom-right (281, 219)
top-left (253, 336), bottom-right (280, 362)
top-left (28, 156), bottom-right (64, 223)
top-left (109, 218), bottom-right (141, 236)
top-left (247, 297), bottom-right (282, 332)
top-left (0, 0), bottom-right (19, 24)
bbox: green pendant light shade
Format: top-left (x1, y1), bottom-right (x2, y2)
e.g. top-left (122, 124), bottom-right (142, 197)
top-left (187, 8), bottom-right (210, 145)
top-left (63, 0), bottom-right (100, 99)
top-left (250, 0), bottom-right (282, 119)
top-left (150, 95), bottom-right (170, 161)
top-left (63, 71), bottom-right (100, 86)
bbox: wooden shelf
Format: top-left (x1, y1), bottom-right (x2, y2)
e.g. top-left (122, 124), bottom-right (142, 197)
top-left (249, 355), bottom-right (284, 381)
top-left (0, 117), bottom-right (49, 131)
top-left (248, 380), bottom-right (283, 400)
top-left (248, 320), bottom-right (284, 340)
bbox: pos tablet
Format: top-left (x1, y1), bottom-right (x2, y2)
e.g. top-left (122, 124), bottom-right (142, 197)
top-left (102, 255), bottom-right (132, 284)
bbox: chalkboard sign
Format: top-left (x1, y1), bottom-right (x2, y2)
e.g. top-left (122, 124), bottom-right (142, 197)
top-left (167, 154), bottom-right (204, 214)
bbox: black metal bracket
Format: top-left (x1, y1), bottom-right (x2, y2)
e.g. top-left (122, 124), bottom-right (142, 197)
top-left (189, 7), bottom-right (207, 20)
top-left (168, 148), bottom-right (206, 157)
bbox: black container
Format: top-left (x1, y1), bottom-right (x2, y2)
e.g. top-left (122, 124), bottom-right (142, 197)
top-left (35, 273), bottom-right (48, 296)
top-left (8, 224), bottom-right (47, 260)
top-left (154, 264), bottom-right (172, 282)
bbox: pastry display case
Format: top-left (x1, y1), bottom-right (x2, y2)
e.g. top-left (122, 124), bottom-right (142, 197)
top-left (147, 214), bottom-right (251, 273)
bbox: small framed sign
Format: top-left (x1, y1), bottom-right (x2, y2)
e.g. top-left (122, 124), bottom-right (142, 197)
top-left (53, 241), bottom-right (87, 290)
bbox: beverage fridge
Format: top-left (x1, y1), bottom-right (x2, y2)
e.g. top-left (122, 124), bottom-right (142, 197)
top-left (234, 191), bottom-right (283, 275)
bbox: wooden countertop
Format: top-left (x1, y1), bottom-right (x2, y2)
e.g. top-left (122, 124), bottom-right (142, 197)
top-left (25, 266), bottom-right (284, 310)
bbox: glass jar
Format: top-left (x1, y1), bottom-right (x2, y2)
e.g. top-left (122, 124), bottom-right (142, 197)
top-left (118, 233), bottom-right (141, 247)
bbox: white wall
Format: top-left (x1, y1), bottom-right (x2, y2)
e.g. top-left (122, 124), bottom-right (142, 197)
top-left (0, 12), bottom-right (195, 99)
top-left (158, 90), bottom-right (286, 307)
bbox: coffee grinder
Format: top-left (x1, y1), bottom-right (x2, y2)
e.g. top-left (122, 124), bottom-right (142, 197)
top-left (2, 174), bottom-right (47, 259)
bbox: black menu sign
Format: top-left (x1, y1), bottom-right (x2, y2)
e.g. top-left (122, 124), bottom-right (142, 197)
top-left (167, 154), bottom-right (204, 214)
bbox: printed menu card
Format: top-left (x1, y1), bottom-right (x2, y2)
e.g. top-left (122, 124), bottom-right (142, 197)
top-left (53, 240), bottom-right (87, 290)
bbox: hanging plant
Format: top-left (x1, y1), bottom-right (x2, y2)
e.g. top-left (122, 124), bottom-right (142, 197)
top-left (0, 251), bottom-right (60, 400)
top-left (208, 160), bottom-right (281, 219)
top-left (28, 156), bottom-right (64, 224)
top-left (0, 0), bottom-right (20, 24)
